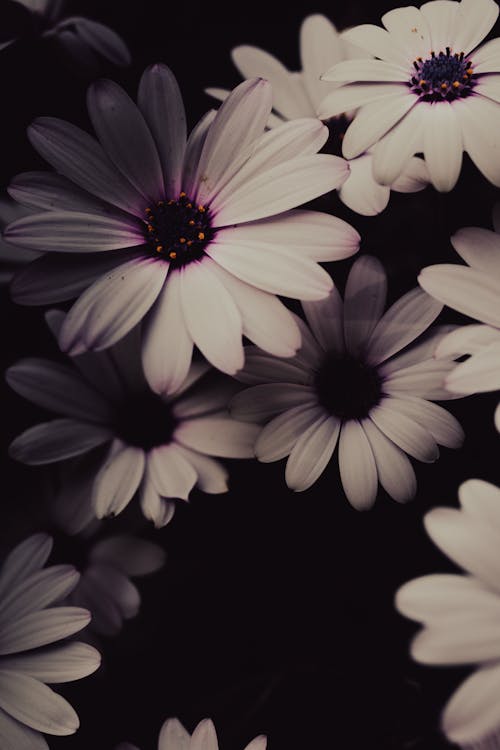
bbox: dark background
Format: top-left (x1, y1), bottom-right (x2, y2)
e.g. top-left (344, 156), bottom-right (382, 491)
top-left (0, 1), bottom-right (499, 748)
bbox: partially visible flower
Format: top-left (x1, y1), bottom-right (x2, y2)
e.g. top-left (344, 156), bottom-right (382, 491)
top-left (7, 311), bottom-right (260, 528)
top-left (5, 65), bottom-right (356, 381)
top-left (115, 716), bottom-right (266, 750)
top-left (232, 255), bottom-right (464, 509)
top-left (0, 533), bottom-right (100, 749)
top-left (419, 206), bottom-right (500, 430)
top-left (67, 534), bottom-right (165, 637)
top-left (1, 0), bottom-right (130, 70)
top-left (396, 479), bottom-right (500, 749)
top-left (0, 196), bottom-right (40, 283)
top-left (320, 0), bottom-right (500, 192)
top-left (206, 14), bottom-right (429, 216)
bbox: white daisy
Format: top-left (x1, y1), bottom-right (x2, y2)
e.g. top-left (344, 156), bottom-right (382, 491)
top-left (4, 65), bottom-right (357, 383)
top-left (206, 13), bottom-right (429, 216)
top-left (115, 716), bottom-right (266, 750)
top-left (396, 479), bottom-right (500, 749)
top-left (0, 532), bottom-right (100, 749)
top-left (418, 205), bottom-right (500, 431)
top-left (0, 196), bottom-right (40, 283)
top-left (7, 310), bottom-right (260, 528)
top-left (232, 255), bottom-right (464, 509)
top-left (1, 0), bottom-right (131, 69)
top-left (320, 0), bottom-right (500, 192)
top-left (67, 534), bottom-right (165, 637)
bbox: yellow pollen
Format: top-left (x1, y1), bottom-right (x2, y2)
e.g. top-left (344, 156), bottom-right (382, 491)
top-left (463, 74), bottom-right (469, 79)
top-left (169, 251), bottom-right (177, 259)
top-left (198, 232), bottom-right (205, 240)
top-left (441, 82), bottom-right (448, 89)
top-left (419, 79), bottom-right (426, 86)
top-left (187, 240), bottom-right (193, 246)
top-left (156, 245), bottom-right (163, 253)
top-left (179, 191), bottom-right (187, 198)
top-left (145, 207), bottom-right (152, 214)
top-left (452, 80), bottom-right (460, 88)
top-left (167, 200), bottom-right (174, 205)
top-left (188, 220), bottom-right (195, 226)
top-left (179, 237), bottom-right (186, 244)
top-left (198, 205), bottom-right (206, 213)
top-left (157, 200), bottom-right (164, 207)
top-left (147, 224), bottom-right (154, 232)
top-left (186, 203), bottom-right (192, 208)
top-left (466, 67), bottom-right (473, 75)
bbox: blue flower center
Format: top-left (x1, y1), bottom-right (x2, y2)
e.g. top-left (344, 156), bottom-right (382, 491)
top-left (409, 49), bottom-right (476, 101)
top-left (314, 353), bottom-right (383, 419)
top-left (143, 192), bottom-right (215, 267)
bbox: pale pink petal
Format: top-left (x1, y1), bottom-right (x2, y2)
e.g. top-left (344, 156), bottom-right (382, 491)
top-left (362, 418), bottom-right (416, 503)
top-left (442, 662), bottom-right (500, 746)
top-left (344, 255), bottom-right (387, 356)
top-left (256, 404), bottom-right (324, 462)
top-left (338, 420), bottom-right (378, 510)
top-left (369, 400), bottom-right (439, 462)
top-left (231, 383), bottom-right (316, 422)
top-left (454, 0), bottom-right (499, 55)
top-left (451, 226), bottom-right (500, 275)
top-left (175, 416), bottom-right (260, 458)
top-left (174, 446), bottom-right (229, 494)
top-left (302, 285), bottom-right (345, 354)
top-left (9, 419), bottom-right (112, 465)
top-left (0, 671), bottom-right (78, 735)
top-left (158, 718), bottom-right (191, 750)
top-left (339, 154), bottom-right (390, 217)
top-left (446, 342), bottom-right (500, 393)
top-left (342, 94), bottom-right (417, 160)
top-left (147, 443), bottom-right (197, 500)
top-left (92, 441), bottom-right (145, 518)
top-left (285, 414), bottom-right (340, 491)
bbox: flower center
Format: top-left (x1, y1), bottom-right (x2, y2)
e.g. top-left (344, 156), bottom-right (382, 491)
top-left (143, 192), bottom-right (215, 267)
top-left (409, 49), bottom-right (476, 101)
top-left (314, 352), bottom-right (383, 419)
top-left (113, 394), bottom-right (178, 451)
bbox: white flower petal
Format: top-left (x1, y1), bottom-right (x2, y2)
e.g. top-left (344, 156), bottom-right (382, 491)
top-left (446, 342), bottom-right (500, 393)
top-left (300, 14), bottom-right (343, 110)
top-left (381, 7), bottom-right (430, 58)
top-left (59, 257), bottom-right (167, 354)
top-left (190, 719), bottom-right (219, 750)
top-left (366, 288), bottom-right (443, 365)
top-left (68, 16), bottom-right (131, 65)
top-left (338, 420), bottom-right (378, 510)
top-left (0, 706), bottom-right (48, 749)
top-left (451, 226), bottom-right (500, 274)
top-left (418, 264), bottom-right (500, 328)
top-left (454, 96), bottom-right (500, 187)
top-left (139, 478), bottom-right (176, 528)
top-left (342, 94), bottom-right (417, 160)
top-left (87, 79), bottom-right (163, 202)
top-left (90, 535), bottom-right (165, 576)
top-left (27, 117), bottom-right (144, 216)
top-left (362, 418), bottom-right (416, 503)
top-left (381, 324), bottom-right (457, 373)
top-left (442, 662), bottom-right (500, 746)
top-left (0, 643), bottom-right (100, 683)
top-left (396, 573), bottom-right (500, 621)
top-left (175, 416), bottom-right (260, 458)
top-left (9, 419), bottom-right (112, 465)
top-left (389, 396), bottom-right (464, 448)
top-left (344, 255), bottom-right (387, 356)
top-left (158, 717), bottom-right (191, 750)
top-left (0, 566), bottom-right (79, 628)
top-left (318, 83), bottom-right (404, 120)
top-left (391, 156), bottom-right (430, 193)
top-left (174, 446), bottom-right (229, 494)
top-left (180, 261), bottom-right (244, 375)
top-left (323, 59), bottom-right (407, 83)
top-left (147, 443), bottom-right (197, 500)
top-left (0, 671), bottom-right (78, 736)
top-left (302, 285), bottom-right (345, 354)
top-left (0, 535), bottom-right (52, 599)
top-left (285, 414), bottom-right (340, 492)
top-left (372, 104), bottom-right (425, 186)
top-left (382, 358), bottom-right (460, 401)
top-left (237, 348), bottom-right (310, 386)
top-left (459, 478), bottom-right (500, 530)
top-left (213, 154), bottom-right (348, 226)
top-left (92, 441), bottom-right (145, 518)
top-left (256, 404), bottom-right (323, 462)
top-left (231, 384), bottom-right (315, 422)
top-left (435, 323), bottom-right (500, 358)
top-left (412, 619), bottom-right (500, 664)
top-left (0, 607), bottom-right (90, 655)
top-left (142, 271), bottom-right (193, 397)
top-left (454, 0), bottom-right (499, 56)
top-left (340, 24), bottom-right (409, 67)
top-left (137, 63), bottom-right (186, 197)
top-left (339, 153), bottom-right (391, 216)
top-left (422, 101), bottom-right (463, 192)
top-left (420, 0), bottom-right (458, 53)
top-left (369, 400), bottom-right (439, 462)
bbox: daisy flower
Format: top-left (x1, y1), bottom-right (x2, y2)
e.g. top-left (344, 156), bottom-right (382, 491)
top-left (320, 0), bottom-right (500, 192)
top-left (396, 479), bottom-right (500, 749)
top-left (231, 255), bottom-right (464, 509)
top-left (67, 534), bottom-right (165, 637)
top-left (7, 311), bottom-right (260, 528)
top-left (206, 14), bottom-right (429, 216)
top-left (0, 196), bottom-right (40, 284)
top-left (0, 532), bottom-right (100, 749)
top-left (4, 65), bottom-right (357, 384)
top-left (115, 716), bottom-right (266, 750)
top-left (419, 207), bottom-right (500, 430)
top-left (1, 0), bottom-right (131, 69)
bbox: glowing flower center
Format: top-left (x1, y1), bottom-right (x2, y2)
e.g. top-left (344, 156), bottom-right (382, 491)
top-left (314, 352), bottom-right (383, 419)
top-left (409, 49), bottom-right (476, 101)
top-left (114, 394), bottom-right (178, 450)
top-left (144, 192), bottom-right (214, 267)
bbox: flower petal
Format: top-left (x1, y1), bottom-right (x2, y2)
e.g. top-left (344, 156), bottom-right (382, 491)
top-left (175, 416), bottom-right (260, 458)
top-left (68, 16), bottom-right (131, 65)
top-left (418, 264), bottom-right (500, 327)
top-left (285, 414), bottom-right (340, 491)
top-left (0, 706), bottom-right (48, 749)
top-left (158, 717), bottom-right (191, 750)
top-left (342, 93), bottom-right (417, 160)
top-left (454, 0), bottom-right (499, 56)
top-left (369, 400), bottom-right (439, 462)
top-left (323, 59), bottom-right (407, 83)
top-left (9, 419), bottom-right (112, 465)
top-left (388, 396), bottom-right (464, 448)
top-left (454, 95), bottom-right (500, 187)
top-left (422, 101), bottom-right (463, 192)
top-left (344, 255), bottom-right (387, 356)
top-left (147, 443), bottom-right (197, 500)
top-left (362, 417), bottom-right (416, 503)
top-left (339, 153), bottom-right (391, 216)
top-left (446, 342), bottom-right (500, 393)
top-left (338, 420), bottom-right (378, 510)
top-left (92, 440), bottom-right (145, 518)
top-left (256, 404), bottom-right (324, 462)
top-left (451, 226), bottom-right (500, 275)
top-left (0, 643), bottom-right (100, 683)
top-left (302, 285), bottom-right (345, 354)
top-left (174, 446), bottom-right (229, 494)
top-left (0, 607), bottom-right (90, 655)
top-left (318, 83), bottom-right (405, 120)
top-left (0, 671), bottom-right (78, 736)
top-left (231, 384), bottom-right (315, 422)
top-left (442, 662), bottom-right (500, 746)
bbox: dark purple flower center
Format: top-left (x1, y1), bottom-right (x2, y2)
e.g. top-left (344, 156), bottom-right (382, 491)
top-left (143, 192), bottom-right (215, 268)
top-left (409, 49), bottom-right (477, 101)
top-left (314, 352), bottom-right (383, 419)
top-left (113, 393), bottom-right (178, 451)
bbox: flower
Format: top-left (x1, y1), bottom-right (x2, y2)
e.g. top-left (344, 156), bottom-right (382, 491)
top-left (115, 716), bottom-right (266, 750)
top-left (1, 0), bottom-right (131, 70)
top-left (0, 532), bottom-right (100, 749)
top-left (7, 311), bottom-right (260, 527)
top-left (0, 196), bottom-right (40, 283)
top-left (206, 14), bottom-right (429, 216)
top-left (67, 534), bottom-right (165, 637)
top-left (5, 64), bottom-right (357, 382)
top-left (396, 479), bottom-right (500, 748)
top-left (320, 0), bottom-right (500, 192)
top-left (419, 206), bottom-right (500, 431)
top-left (232, 255), bottom-right (464, 509)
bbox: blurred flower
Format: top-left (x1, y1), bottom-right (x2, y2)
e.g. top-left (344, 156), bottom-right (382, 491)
top-left (206, 14), bottom-right (429, 216)
top-left (0, 196), bottom-right (40, 283)
top-left (7, 311), bottom-right (260, 527)
top-left (419, 206), bottom-right (500, 431)
top-left (115, 716), bottom-right (266, 750)
top-left (320, 0), bottom-right (500, 192)
top-left (1, 0), bottom-right (130, 70)
top-left (396, 479), bottom-right (500, 749)
top-left (67, 534), bottom-right (165, 637)
top-left (232, 255), bottom-right (464, 509)
top-left (0, 532), bottom-right (100, 749)
top-left (5, 64), bottom-right (358, 381)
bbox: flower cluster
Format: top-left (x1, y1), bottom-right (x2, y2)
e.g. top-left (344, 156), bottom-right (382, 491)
top-left (0, 0), bottom-right (499, 748)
